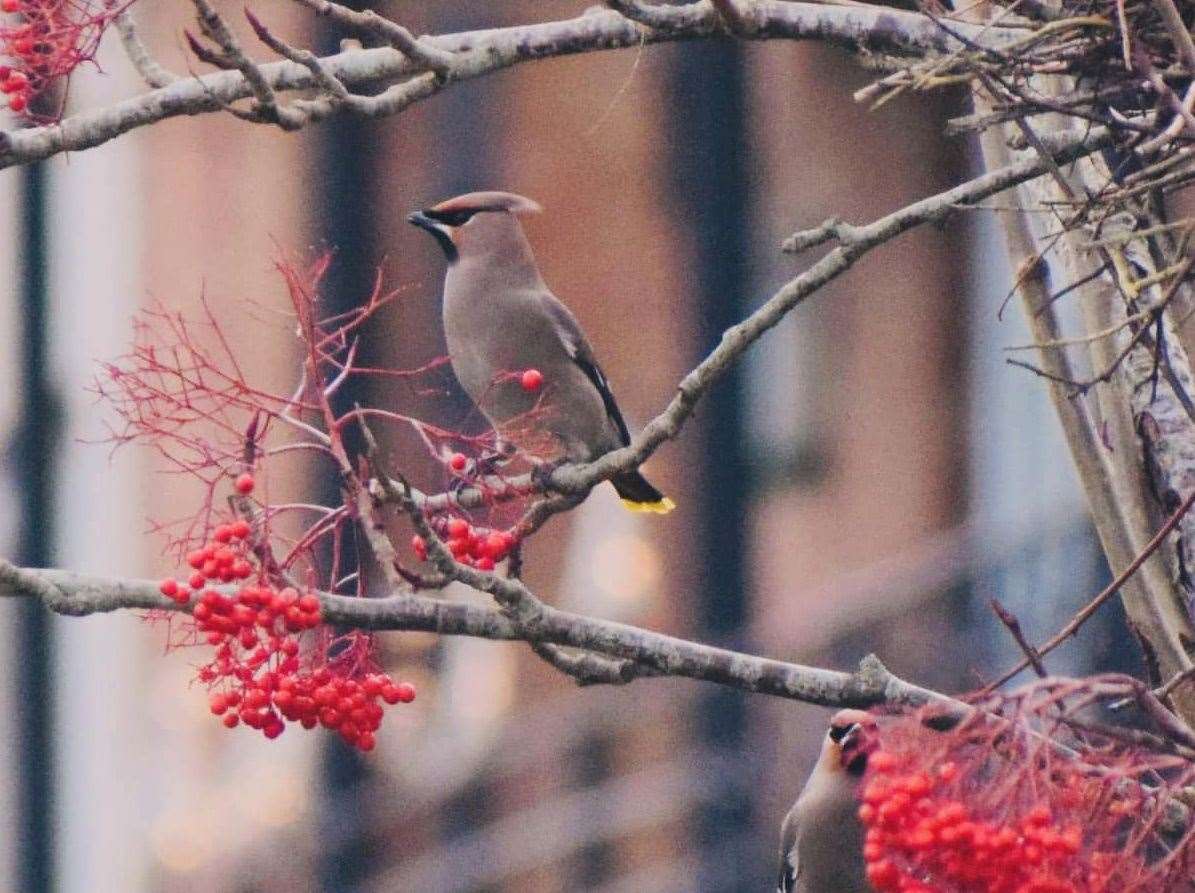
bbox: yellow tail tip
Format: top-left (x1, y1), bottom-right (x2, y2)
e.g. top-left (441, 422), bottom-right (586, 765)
top-left (620, 496), bottom-right (676, 515)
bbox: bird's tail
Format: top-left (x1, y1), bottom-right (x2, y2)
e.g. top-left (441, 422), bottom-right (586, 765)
top-left (612, 471), bottom-right (675, 515)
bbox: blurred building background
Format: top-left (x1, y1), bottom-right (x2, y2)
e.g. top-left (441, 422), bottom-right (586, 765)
top-left (0, 3), bottom-right (1139, 892)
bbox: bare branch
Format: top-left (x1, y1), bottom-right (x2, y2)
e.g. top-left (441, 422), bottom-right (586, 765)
top-left (188, 0), bottom-right (307, 129)
top-left (0, 561), bottom-right (949, 709)
top-left (539, 125), bottom-right (1112, 501)
top-left (605, 0), bottom-right (706, 30)
top-left (290, 0), bottom-right (455, 76)
top-left (710, 0), bottom-right (757, 35)
top-left (114, 11), bottom-right (179, 89)
top-left (0, 3), bottom-right (1021, 171)
top-left (529, 641), bottom-right (660, 686)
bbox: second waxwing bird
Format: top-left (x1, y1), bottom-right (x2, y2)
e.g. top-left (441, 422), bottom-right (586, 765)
top-left (777, 709), bottom-right (877, 893)
top-left (408, 190), bottom-right (674, 514)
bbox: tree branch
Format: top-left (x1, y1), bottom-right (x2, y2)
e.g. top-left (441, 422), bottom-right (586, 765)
top-left (0, 2), bottom-right (1020, 171)
top-left (971, 79), bottom-right (1195, 724)
top-left (0, 561), bottom-right (948, 710)
top-left (463, 125), bottom-right (1112, 503)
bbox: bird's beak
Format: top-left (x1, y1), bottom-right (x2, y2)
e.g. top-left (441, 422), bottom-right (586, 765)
top-left (408, 210), bottom-right (458, 263)
top-left (407, 210), bottom-right (439, 232)
top-left (839, 724), bottom-right (862, 752)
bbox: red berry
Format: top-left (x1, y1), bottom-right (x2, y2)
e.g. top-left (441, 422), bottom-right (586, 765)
top-left (476, 556), bottom-right (495, 571)
top-left (282, 607), bottom-right (303, 631)
top-left (319, 708), bottom-right (341, 729)
top-left (298, 593), bottom-right (320, 613)
top-left (1, 1), bottom-right (21, 13)
top-left (159, 578), bottom-right (179, 597)
top-left (411, 535), bottom-right (427, 560)
top-left (234, 472), bottom-right (255, 494)
top-left (230, 519), bottom-right (251, 539)
top-left (187, 550), bottom-right (206, 569)
top-left (357, 731), bottom-right (376, 752)
top-left (209, 693), bottom-right (229, 715)
top-left (447, 518), bottom-right (470, 539)
top-left (520, 368), bottom-right (543, 392)
top-left (222, 713), bottom-right (240, 729)
top-left (482, 532), bottom-right (509, 560)
top-left (449, 452), bottom-right (467, 471)
top-left (213, 525), bottom-right (232, 543)
top-left (188, 571), bottom-right (205, 590)
top-left (395, 682), bottom-right (416, 703)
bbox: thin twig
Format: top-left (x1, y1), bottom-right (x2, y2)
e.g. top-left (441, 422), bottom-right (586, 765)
top-left (987, 486), bottom-right (1195, 691)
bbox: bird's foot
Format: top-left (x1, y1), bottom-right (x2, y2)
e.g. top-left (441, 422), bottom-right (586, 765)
top-left (530, 458), bottom-right (567, 492)
top-left (472, 447), bottom-right (513, 479)
top-left (446, 445), bottom-right (514, 498)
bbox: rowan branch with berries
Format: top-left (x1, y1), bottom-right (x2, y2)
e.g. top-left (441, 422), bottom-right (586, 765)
top-left (858, 679), bottom-right (1195, 892)
top-left (10, 0), bottom-right (1195, 883)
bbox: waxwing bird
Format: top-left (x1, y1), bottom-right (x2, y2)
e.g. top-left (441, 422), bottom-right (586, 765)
top-left (778, 709), bottom-right (876, 893)
top-left (408, 190), bottom-right (674, 514)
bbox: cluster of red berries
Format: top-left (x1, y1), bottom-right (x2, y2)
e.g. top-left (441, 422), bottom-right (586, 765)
top-left (1, 0), bottom-right (128, 116)
top-left (160, 473), bottom-right (416, 749)
top-left (860, 750), bottom-right (1088, 892)
top-left (0, 65), bottom-right (28, 112)
top-left (185, 573), bottom-right (414, 749)
top-left (207, 661), bottom-right (413, 751)
top-left (411, 516), bottom-right (517, 571)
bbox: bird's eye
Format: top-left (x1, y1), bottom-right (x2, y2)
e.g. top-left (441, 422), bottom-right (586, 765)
top-left (424, 209), bottom-right (475, 227)
top-left (828, 722), bottom-right (858, 743)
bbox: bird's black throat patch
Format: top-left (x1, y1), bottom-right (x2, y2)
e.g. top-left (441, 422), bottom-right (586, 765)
top-left (407, 211), bottom-right (460, 264)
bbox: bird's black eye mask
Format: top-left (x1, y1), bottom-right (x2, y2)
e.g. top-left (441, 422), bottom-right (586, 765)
top-left (828, 722), bottom-right (858, 743)
top-left (423, 208), bottom-right (477, 227)
top-left (408, 208), bottom-right (479, 263)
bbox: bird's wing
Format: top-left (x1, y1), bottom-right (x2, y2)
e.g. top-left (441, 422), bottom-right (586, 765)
top-left (541, 293), bottom-right (632, 446)
top-left (778, 804), bottom-right (801, 893)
